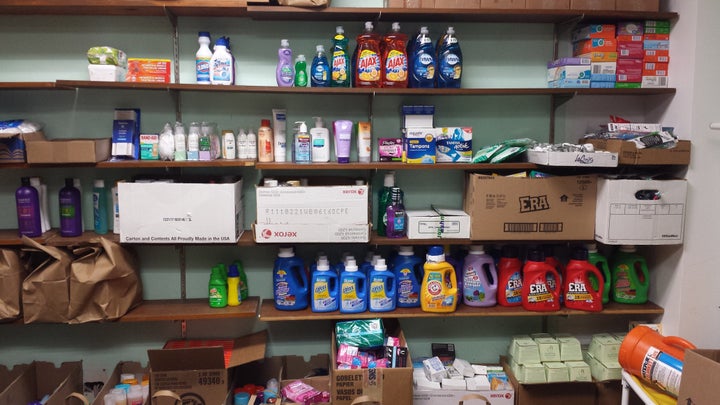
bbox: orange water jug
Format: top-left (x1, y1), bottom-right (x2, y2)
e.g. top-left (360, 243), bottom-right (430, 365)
top-left (618, 325), bottom-right (696, 397)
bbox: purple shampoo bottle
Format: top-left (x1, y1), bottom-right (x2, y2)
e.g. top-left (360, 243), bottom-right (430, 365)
top-left (59, 178), bottom-right (82, 237)
top-left (16, 177), bottom-right (42, 237)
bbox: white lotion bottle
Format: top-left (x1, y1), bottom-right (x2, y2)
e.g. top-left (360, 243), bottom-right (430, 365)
top-left (310, 116), bottom-right (330, 163)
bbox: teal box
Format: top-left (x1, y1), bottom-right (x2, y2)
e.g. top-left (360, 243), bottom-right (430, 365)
top-left (335, 319), bottom-right (385, 349)
top-left (436, 127), bottom-right (472, 163)
top-left (139, 133), bottom-right (159, 160)
top-left (403, 128), bottom-right (436, 164)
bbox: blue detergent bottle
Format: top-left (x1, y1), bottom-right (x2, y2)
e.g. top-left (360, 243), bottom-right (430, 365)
top-left (409, 26), bottom-right (436, 88)
top-left (360, 251), bottom-right (375, 275)
top-left (340, 259), bottom-right (367, 313)
top-left (436, 26), bottom-right (462, 88)
top-left (369, 258), bottom-right (396, 312)
top-left (393, 246), bottom-right (423, 308)
top-left (311, 259), bottom-right (339, 312)
top-left (273, 247), bottom-right (308, 310)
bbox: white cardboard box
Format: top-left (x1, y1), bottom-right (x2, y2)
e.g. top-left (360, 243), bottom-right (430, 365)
top-left (595, 178), bottom-right (687, 245)
top-left (255, 183), bottom-right (368, 225)
top-left (119, 179), bottom-right (243, 243)
top-left (253, 223), bottom-right (370, 243)
top-left (406, 208), bottom-right (470, 239)
top-left (525, 150), bottom-right (618, 167)
top-left (413, 388), bottom-right (515, 405)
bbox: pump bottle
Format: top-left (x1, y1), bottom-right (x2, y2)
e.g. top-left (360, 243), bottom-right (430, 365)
top-left (310, 117), bottom-right (330, 163)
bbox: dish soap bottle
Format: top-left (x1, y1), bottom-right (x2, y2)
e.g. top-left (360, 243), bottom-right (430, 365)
top-left (294, 54), bottom-right (308, 87)
top-left (310, 44), bottom-right (330, 87)
top-left (436, 26), bottom-right (462, 88)
top-left (355, 21), bottom-right (382, 88)
top-left (410, 26), bottom-right (436, 88)
top-left (331, 26), bottom-right (351, 87)
top-left (276, 39), bottom-right (294, 87)
top-left (310, 116), bottom-right (330, 163)
top-left (382, 22), bottom-right (409, 88)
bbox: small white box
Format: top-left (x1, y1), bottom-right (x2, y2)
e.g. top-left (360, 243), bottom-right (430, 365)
top-left (441, 378), bottom-right (466, 390)
top-left (595, 178), bottom-right (687, 245)
top-left (119, 179), bottom-right (243, 244)
top-left (406, 208), bottom-right (470, 239)
top-left (465, 375), bottom-right (491, 391)
top-left (423, 357), bottom-right (448, 383)
top-left (88, 64), bottom-right (127, 81)
top-left (525, 150), bottom-right (618, 167)
top-left (453, 358), bottom-right (475, 378)
top-left (414, 369), bottom-right (442, 390)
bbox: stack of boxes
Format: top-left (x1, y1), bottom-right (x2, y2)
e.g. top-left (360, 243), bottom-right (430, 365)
top-left (583, 333), bottom-right (625, 381)
top-left (616, 22), bottom-right (644, 88)
top-left (506, 333), bottom-right (591, 383)
top-left (573, 24), bottom-right (618, 89)
top-left (642, 20), bottom-right (671, 88)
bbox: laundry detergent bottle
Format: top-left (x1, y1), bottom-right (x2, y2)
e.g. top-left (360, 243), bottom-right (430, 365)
top-left (311, 259), bottom-right (339, 312)
top-left (522, 248), bottom-right (561, 312)
top-left (563, 247), bottom-right (604, 312)
top-left (369, 258), bottom-right (396, 312)
top-left (340, 259), bottom-right (367, 313)
top-left (421, 245), bottom-right (458, 313)
top-left (273, 247), bottom-right (308, 310)
top-left (463, 245), bottom-right (498, 307)
top-left (497, 245), bottom-right (523, 307)
top-left (393, 246), bottom-right (423, 308)
top-left (586, 243), bottom-right (612, 304)
top-left (611, 245), bottom-right (650, 304)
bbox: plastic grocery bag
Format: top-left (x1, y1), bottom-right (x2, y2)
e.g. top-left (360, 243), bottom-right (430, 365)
top-left (0, 247), bottom-right (28, 321)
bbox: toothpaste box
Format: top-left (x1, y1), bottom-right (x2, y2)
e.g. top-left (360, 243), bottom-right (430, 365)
top-left (644, 49), bottom-right (670, 63)
top-left (644, 26), bottom-right (671, 34)
top-left (590, 62), bottom-right (616, 82)
top-left (643, 62), bottom-right (669, 76)
top-left (616, 35), bottom-right (643, 43)
top-left (403, 128), bottom-right (436, 164)
top-left (645, 20), bottom-right (671, 28)
top-left (616, 73), bottom-right (642, 83)
top-left (617, 59), bottom-right (643, 75)
top-left (617, 21), bottom-right (644, 36)
top-left (644, 33), bottom-right (670, 41)
top-left (618, 42), bottom-right (644, 59)
top-left (615, 82), bottom-right (641, 89)
top-left (643, 39), bottom-right (670, 50)
top-left (139, 134), bottom-right (159, 160)
top-left (576, 51), bottom-right (618, 62)
top-left (591, 81), bottom-right (616, 88)
top-left (112, 108), bottom-right (140, 159)
top-left (378, 138), bottom-right (403, 162)
top-left (548, 78), bottom-right (590, 88)
top-left (547, 65), bottom-right (591, 82)
top-left (547, 57), bottom-right (590, 68)
top-left (573, 38), bottom-right (617, 55)
top-left (641, 76), bottom-right (669, 88)
top-left (571, 24), bottom-right (615, 42)
top-left (435, 127), bottom-right (472, 163)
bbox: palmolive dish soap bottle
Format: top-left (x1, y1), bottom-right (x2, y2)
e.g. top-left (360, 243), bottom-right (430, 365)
top-left (586, 243), bottom-right (612, 304)
top-left (563, 247), bottom-right (604, 312)
top-left (421, 245), bottom-right (458, 313)
top-left (521, 248), bottom-right (561, 312)
top-left (276, 39), bottom-right (294, 87)
top-left (354, 21), bottom-right (382, 88)
top-left (497, 245), bottom-right (523, 307)
top-left (382, 22), bottom-right (408, 88)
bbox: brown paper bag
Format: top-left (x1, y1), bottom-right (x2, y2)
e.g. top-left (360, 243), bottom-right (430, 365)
top-left (21, 237), bottom-right (73, 323)
top-left (0, 248), bottom-right (28, 321)
top-left (278, 0), bottom-right (330, 7)
top-left (68, 237), bottom-right (142, 323)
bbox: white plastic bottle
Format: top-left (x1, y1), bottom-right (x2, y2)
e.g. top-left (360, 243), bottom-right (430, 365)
top-left (187, 122), bottom-right (200, 161)
top-left (210, 36), bottom-right (233, 85)
top-left (174, 122), bottom-right (187, 161)
top-left (310, 116), bottom-right (330, 163)
top-left (196, 31), bottom-right (212, 84)
top-left (246, 128), bottom-right (258, 160)
top-left (222, 130), bottom-right (236, 159)
top-left (236, 128), bottom-right (248, 159)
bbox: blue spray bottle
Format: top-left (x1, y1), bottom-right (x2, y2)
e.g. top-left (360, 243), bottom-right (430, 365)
top-left (273, 247), bottom-right (308, 310)
top-left (393, 246), bottom-right (423, 308)
top-left (436, 26), bottom-right (462, 88)
top-left (409, 26), bottom-right (436, 88)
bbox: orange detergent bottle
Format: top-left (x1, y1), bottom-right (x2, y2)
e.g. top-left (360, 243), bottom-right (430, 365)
top-left (563, 246), bottom-right (604, 312)
top-left (381, 22), bottom-right (408, 88)
top-left (355, 21), bottom-right (382, 88)
top-left (421, 245), bottom-right (458, 313)
top-left (521, 248), bottom-right (561, 312)
top-left (619, 325), bottom-right (696, 397)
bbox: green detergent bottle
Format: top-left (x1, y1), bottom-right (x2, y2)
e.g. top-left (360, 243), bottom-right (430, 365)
top-left (586, 243), bottom-right (612, 304)
top-left (233, 259), bottom-right (249, 300)
top-left (209, 265), bottom-right (228, 308)
top-left (610, 245), bottom-right (649, 304)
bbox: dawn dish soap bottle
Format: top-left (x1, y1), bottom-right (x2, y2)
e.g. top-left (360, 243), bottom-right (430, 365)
top-left (410, 26), bottom-right (436, 88)
top-left (421, 245), bottom-right (458, 313)
top-left (273, 247), bottom-right (308, 310)
top-left (354, 21), bottom-right (382, 88)
top-left (369, 258), bottom-right (396, 312)
top-left (311, 259), bottom-right (339, 312)
top-left (310, 45), bottom-right (330, 87)
top-left (436, 26), bottom-right (462, 88)
top-left (331, 26), bottom-right (351, 87)
top-left (393, 246), bottom-right (423, 308)
top-left (276, 39), bottom-right (294, 87)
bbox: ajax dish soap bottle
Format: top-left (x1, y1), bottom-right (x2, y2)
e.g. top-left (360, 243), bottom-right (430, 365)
top-left (436, 26), bottom-right (462, 88)
top-left (369, 258), bottom-right (396, 312)
top-left (276, 39), bottom-right (294, 87)
top-left (311, 259), bottom-right (339, 312)
top-left (354, 21), bottom-right (382, 88)
top-left (521, 248), bottom-right (561, 312)
top-left (331, 26), bottom-right (351, 87)
top-left (273, 247), bottom-right (308, 310)
top-left (421, 245), bottom-right (458, 313)
top-left (311, 45), bottom-right (330, 87)
top-left (340, 259), bottom-right (367, 314)
top-left (586, 243), bottom-right (612, 304)
top-left (611, 245), bottom-right (650, 304)
top-left (393, 246), bottom-right (423, 308)
top-left (563, 247), bottom-right (604, 312)
top-left (382, 22), bottom-right (408, 88)
top-left (463, 245), bottom-right (498, 307)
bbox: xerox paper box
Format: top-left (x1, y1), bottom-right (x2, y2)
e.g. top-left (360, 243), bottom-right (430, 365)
top-left (119, 179), bottom-right (243, 243)
top-left (464, 174), bottom-right (596, 240)
top-left (595, 178), bottom-right (687, 245)
top-left (148, 331), bottom-right (267, 405)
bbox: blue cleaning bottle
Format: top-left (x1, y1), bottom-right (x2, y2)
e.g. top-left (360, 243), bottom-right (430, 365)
top-left (311, 259), bottom-right (339, 312)
top-left (360, 251), bottom-right (376, 276)
top-left (409, 26), bottom-right (436, 88)
top-left (340, 259), bottom-right (367, 313)
top-left (436, 26), bottom-right (462, 88)
top-left (393, 246), bottom-right (423, 308)
top-left (273, 247), bottom-right (308, 310)
top-left (369, 258), bottom-right (396, 312)
top-left (311, 44), bottom-right (330, 87)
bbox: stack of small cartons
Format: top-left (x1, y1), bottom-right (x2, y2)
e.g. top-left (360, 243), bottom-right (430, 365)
top-left (583, 333), bottom-right (626, 381)
top-left (507, 333), bottom-right (591, 383)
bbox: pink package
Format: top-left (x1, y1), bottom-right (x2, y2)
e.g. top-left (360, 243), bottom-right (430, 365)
top-left (337, 343), bottom-right (359, 365)
top-left (386, 336), bottom-right (401, 347)
top-left (281, 380), bottom-right (323, 405)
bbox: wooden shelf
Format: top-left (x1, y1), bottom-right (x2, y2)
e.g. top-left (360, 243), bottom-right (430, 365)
top-left (258, 299), bottom-right (664, 322)
top-left (95, 159), bottom-right (256, 169)
top-left (45, 231), bottom-right (120, 246)
top-left (0, 82), bottom-right (58, 90)
top-left (371, 233), bottom-right (472, 246)
top-left (0, 230), bottom-right (55, 246)
top-left (0, 230), bottom-right (255, 246)
top-left (255, 162), bottom-right (536, 171)
top-left (119, 296), bottom-right (259, 322)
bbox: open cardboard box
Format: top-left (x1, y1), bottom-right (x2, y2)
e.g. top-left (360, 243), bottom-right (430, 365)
top-left (582, 139), bottom-right (691, 165)
top-left (25, 138), bottom-right (111, 164)
top-left (0, 361), bottom-right (82, 405)
top-left (148, 330), bottom-right (267, 405)
top-left (0, 364), bottom-right (29, 396)
top-left (91, 361), bottom-right (149, 405)
top-left (0, 131), bottom-right (45, 163)
top-left (678, 349), bottom-right (720, 404)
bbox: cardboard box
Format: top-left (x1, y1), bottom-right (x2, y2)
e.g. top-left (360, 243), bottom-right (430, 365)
top-left (253, 223), bottom-right (370, 243)
top-left (126, 58), bottom-right (171, 83)
top-left (0, 131), bottom-right (45, 163)
top-left (331, 319), bottom-right (412, 405)
top-left (481, 0), bottom-right (526, 8)
top-left (464, 174), bottom-right (596, 241)
top-left (526, 0), bottom-right (569, 9)
top-left (119, 179), bottom-right (244, 244)
top-left (0, 361), bottom-right (82, 405)
top-left (595, 380), bottom-right (622, 405)
top-left (502, 357), bottom-right (596, 405)
top-left (148, 331), bottom-right (267, 405)
top-left (525, 150), bottom-right (618, 167)
top-left (0, 364), bottom-right (29, 394)
top-left (678, 349), bottom-right (720, 404)
top-left (92, 361), bottom-right (148, 405)
top-left (406, 208), bottom-right (470, 239)
top-left (385, 0), bottom-right (404, 7)
top-left (616, 0), bottom-right (658, 11)
top-left (583, 139), bottom-right (690, 165)
top-left (594, 178), bottom-right (687, 245)
top-left (24, 138), bottom-right (110, 164)
top-left (413, 387), bottom-right (515, 405)
top-left (570, 0), bottom-right (614, 9)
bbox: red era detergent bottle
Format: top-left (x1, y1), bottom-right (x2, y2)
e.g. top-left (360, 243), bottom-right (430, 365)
top-left (611, 245), bottom-right (650, 304)
top-left (543, 244), bottom-right (564, 301)
top-left (273, 247), bottom-right (308, 310)
top-left (563, 247), bottom-right (604, 312)
top-left (522, 248), bottom-right (561, 312)
top-left (497, 245), bottom-right (523, 307)
top-left (586, 243), bottom-right (612, 304)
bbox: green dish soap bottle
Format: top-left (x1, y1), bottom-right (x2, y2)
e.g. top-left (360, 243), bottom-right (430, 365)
top-left (209, 265), bottom-right (228, 308)
top-left (610, 245), bottom-right (649, 304)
